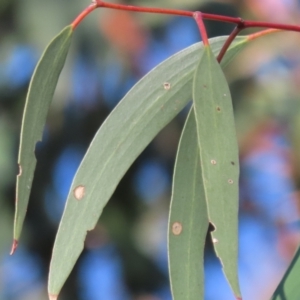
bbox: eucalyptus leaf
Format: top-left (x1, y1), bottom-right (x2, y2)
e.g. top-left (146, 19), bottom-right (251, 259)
top-left (13, 25), bottom-right (73, 245)
top-left (271, 244), bottom-right (300, 300)
top-left (168, 109), bottom-right (208, 300)
top-left (193, 46), bottom-right (240, 297)
top-left (48, 35), bottom-right (249, 297)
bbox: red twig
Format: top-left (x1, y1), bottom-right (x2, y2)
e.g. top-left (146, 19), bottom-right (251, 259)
top-left (71, 1), bottom-right (300, 36)
top-left (70, 1), bottom-right (300, 67)
top-left (217, 26), bottom-right (243, 63)
top-left (243, 21), bottom-right (300, 32)
top-left (193, 12), bottom-right (209, 46)
top-left (247, 28), bottom-right (281, 41)
top-left (95, 0), bottom-right (193, 17)
top-left (94, 0), bottom-right (300, 34)
top-left (71, 3), bottom-right (97, 29)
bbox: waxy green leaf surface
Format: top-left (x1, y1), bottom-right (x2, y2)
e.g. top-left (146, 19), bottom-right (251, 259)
top-left (193, 46), bottom-right (241, 297)
top-left (48, 35), bottom-right (249, 297)
top-left (168, 110), bottom-right (208, 300)
top-left (13, 26), bottom-right (73, 243)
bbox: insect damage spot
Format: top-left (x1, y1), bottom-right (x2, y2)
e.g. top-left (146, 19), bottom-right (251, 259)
top-left (209, 222), bottom-right (216, 232)
top-left (223, 94), bottom-right (227, 97)
top-left (172, 222), bottom-right (182, 235)
top-left (163, 82), bottom-right (171, 90)
top-left (212, 238), bottom-right (219, 244)
top-left (228, 179), bottom-right (234, 184)
top-left (18, 164), bottom-right (22, 176)
top-left (216, 106), bottom-right (221, 112)
top-left (74, 185), bottom-right (85, 200)
top-left (211, 160), bottom-right (217, 165)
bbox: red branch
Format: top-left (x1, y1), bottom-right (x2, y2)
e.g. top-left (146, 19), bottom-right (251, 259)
top-left (95, 0), bottom-right (193, 17)
top-left (71, 1), bottom-right (300, 65)
top-left (194, 12), bottom-right (209, 46)
top-left (94, 0), bottom-right (300, 34)
top-left (71, 1), bottom-right (300, 36)
top-left (72, 3), bottom-right (97, 29)
top-left (217, 26), bottom-right (243, 63)
top-left (247, 28), bottom-right (281, 41)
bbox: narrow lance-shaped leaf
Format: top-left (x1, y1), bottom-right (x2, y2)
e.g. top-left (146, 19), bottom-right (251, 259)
top-left (48, 35), bottom-right (250, 298)
top-left (271, 244), bottom-right (300, 300)
top-left (193, 46), bottom-right (241, 298)
top-left (168, 109), bottom-right (209, 300)
top-left (13, 25), bottom-right (73, 250)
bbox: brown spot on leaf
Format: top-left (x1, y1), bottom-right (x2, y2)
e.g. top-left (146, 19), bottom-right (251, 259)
top-left (211, 160), bottom-right (217, 165)
top-left (172, 222), bottom-right (182, 235)
top-left (231, 161), bottom-right (235, 165)
top-left (228, 179), bottom-right (234, 184)
top-left (74, 185), bottom-right (85, 200)
top-left (216, 106), bottom-right (221, 112)
top-left (163, 82), bottom-right (171, 90)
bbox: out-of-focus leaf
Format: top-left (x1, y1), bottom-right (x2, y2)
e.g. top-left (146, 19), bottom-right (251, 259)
top-left (289, 107), bottom-right (300, 184)
top-left (48, 35), bottom-right (249, 297)
top-left (271, 244), bottom-right (300, 300)
top-left (193, 46), bottom-right (240, 297)
top-left (168, 109), bottom-right (208, 300)
top-left (13, 26), bottom-right (73, 244)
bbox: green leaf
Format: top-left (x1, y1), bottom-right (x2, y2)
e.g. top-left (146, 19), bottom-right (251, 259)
top-left (48, 35), bottom-right (248, 297)
top-left (168, 109), bottom-right (208, 300)
top-left (193, 46), bottom-right (240, 297)
top-left (271, 244), bottom-right (300, 300)
top-left (13, 25), bottom-right (73, 243)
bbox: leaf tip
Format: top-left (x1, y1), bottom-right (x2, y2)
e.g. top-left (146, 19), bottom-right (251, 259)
top-left (49, 294), bottom-right (58, 300)
top-left (10, 239), bottom-right (18, 255)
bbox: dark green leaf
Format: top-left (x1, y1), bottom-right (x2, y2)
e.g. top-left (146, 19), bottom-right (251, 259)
top-left (13, 25), bottom-right (73, 243)
top-left (168, 109), bottom-right (208, 300)
top-left (193, 46), bottom-right (240, 297)
top-left (48, 35), bottom-right (249, 297)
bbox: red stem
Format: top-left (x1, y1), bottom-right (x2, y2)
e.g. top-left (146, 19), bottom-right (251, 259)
top-left (193, 12), bottom-right (209, 46)
top-left (243, 21), bottom-right (300, 32)
top-left (70, 1), bottom-right (300, 66)
top-left (72, 3), bottom-right (97, 29)
top-left (94, 0), bottom-right (300, 34)
top-left (247, 28), bottom-right (281, 41)
top-left (95, 0), bottom-right (193, 17)
top-left (217, 26), bottom-right (242, 63)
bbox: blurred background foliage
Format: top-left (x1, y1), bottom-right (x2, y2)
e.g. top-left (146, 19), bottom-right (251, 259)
top-left (1, 0), bottom-right (300, 299)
